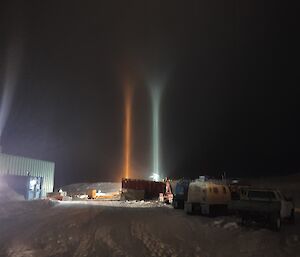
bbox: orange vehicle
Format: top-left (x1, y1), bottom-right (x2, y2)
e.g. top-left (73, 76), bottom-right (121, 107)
top-left (87, 189), bottom-right (120, 200)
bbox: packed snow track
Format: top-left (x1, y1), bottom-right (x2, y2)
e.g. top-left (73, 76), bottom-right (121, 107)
top-left (0, 200), bottom-right (299, 257)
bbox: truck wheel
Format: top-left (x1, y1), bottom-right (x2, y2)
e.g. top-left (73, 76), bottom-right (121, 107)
top-left (241, 216), bottom-right (247, 226)
top-left (271, 214), bottom-right (281, 231)
top-left (289, 209), bottom-right (295, 224)
top-left (173, 200), bottom-right (178, 209)
top-left (185, 202), bottom-right (193, 214)
top-left (240, 214), bottom-right (250, 226)
top-left (181, 201), bottom-right (185, 209)
top-left (200, 204), bottom-right (209, 216)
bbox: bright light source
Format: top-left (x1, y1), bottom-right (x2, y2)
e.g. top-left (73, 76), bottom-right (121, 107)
top-left (29, 178), bottom-right (37, 190)
top-left (150, 172), bottom-right (160, 182)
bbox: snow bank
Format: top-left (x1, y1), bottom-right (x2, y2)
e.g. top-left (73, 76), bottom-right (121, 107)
top-left (223, 222), bottom-right (239, 230)
top-left (57, 200), bottom-right (167, 208)
top-left (61, 182), bottom-right (121, 196)
top-left (0, 179), bottom-right (24, 202)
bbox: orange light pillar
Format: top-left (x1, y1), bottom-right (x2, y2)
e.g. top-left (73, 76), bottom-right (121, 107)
top-left (124, 85), bottom-right (132, 179)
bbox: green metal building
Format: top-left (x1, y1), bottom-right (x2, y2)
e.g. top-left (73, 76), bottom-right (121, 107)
top-left (0, 153), bottom-right (55, 197)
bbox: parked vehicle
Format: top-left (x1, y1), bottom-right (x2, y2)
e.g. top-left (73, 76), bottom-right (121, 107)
top-left (232, 188), bottom-right (295, 231)
top-left (47, 190), bottom-right (68, 201)
top-left (228, 179), bottom-right (251, 200)
top-left (172, 179), bottom-right (190, 209)
top-left (185, 180), bottom-right (231, 216)
top-left (87, 189), bottom-right (120, 200)
top-left (121, 178), bottom-right (165, 200)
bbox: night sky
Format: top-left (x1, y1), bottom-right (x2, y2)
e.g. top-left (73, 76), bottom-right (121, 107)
top-left (0, 1), bottom-right (299, 186)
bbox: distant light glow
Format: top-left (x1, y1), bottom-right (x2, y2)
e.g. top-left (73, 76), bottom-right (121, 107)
top-left (30, 179), bottom-right (36, 187)
top-left (124, 85), bottom-right (132, 179)
top-left (29, 178), bottom-right (37, 190)
top-left (151, 86), bottom-right (162, 179)
top-left (0, 41), bottom-right (23, 144)
top-left (150, 172), bottom-right (160, 182)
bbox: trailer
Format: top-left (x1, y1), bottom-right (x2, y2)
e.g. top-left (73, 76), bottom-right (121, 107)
top-left (121, 178), bottom-right (165, 200)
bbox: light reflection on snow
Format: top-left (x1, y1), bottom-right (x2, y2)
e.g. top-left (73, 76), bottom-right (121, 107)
top-left (55, 200), bottom-right (168, 209)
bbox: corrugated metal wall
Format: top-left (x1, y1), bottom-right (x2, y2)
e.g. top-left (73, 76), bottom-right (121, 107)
top-left (0, 153), bottom-right (55, 197)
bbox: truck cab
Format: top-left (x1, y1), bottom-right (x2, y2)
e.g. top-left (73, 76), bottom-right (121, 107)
top-left (172, 179), bottom-right (190, 209)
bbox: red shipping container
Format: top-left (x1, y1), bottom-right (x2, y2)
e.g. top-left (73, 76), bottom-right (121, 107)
top-left (122, 178), bottom-right (165, 200)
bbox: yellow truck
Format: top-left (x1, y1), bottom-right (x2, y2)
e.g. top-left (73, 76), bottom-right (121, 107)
top-left (185, 180), bottom-right (231, 216)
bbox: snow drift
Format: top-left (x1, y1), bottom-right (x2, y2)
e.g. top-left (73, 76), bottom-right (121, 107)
top-left (0, 179), bottom-right (24, 202)
top-left (61, 182), bottom-right (121, 197)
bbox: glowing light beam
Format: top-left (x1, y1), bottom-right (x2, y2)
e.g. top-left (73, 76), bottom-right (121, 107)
top-left (124, 85), bottom-right (132, 179)
top-left (0, 41), bottom-right (23, 144)
top-left (151, 86), bottom-right (162, 180)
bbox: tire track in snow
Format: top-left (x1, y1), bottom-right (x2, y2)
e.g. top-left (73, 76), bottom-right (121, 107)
top-left (94, 227), bottom-right (130, 257)
top-left (130, 221), bottom-right (177, 257)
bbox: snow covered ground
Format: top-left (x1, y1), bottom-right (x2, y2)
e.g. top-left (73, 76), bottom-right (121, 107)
top-left (60, 182), bottom-right (121, 197)
top-left (0, 200), bottom-right (300, 257)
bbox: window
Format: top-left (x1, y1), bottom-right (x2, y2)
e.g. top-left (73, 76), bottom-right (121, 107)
top-left (248, 191), bottom-right (276, 200)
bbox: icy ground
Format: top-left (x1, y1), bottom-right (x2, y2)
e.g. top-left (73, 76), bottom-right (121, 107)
top-left (0, 200), bottom-right (300, 257)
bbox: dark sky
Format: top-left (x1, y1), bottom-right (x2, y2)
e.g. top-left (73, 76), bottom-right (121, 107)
top-left (0, 1), bottom-right (299, 186)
